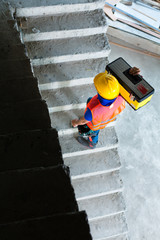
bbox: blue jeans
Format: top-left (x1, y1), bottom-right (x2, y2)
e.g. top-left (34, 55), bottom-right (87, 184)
top-left (86, 97), bottom-right (100, 144)
top-left (90, 129), bottom-right (100, 144)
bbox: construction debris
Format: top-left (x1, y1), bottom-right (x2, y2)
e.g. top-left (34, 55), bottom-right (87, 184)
top-left (104, 1), bottom-right (160, 31)
top-left (104, 0), bottom-right (160, 55)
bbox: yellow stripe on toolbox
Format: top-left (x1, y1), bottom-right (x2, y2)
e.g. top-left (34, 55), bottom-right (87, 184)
top-left (119, 84), bottom-right (153, 110)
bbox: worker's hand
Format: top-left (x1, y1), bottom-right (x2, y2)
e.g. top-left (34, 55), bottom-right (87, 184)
top-left (72, 117), bottom-right (89, 127)
top-left (71, 119), bottom-right (79, 128)
top-left (129, 67), bottom-right (140, 76)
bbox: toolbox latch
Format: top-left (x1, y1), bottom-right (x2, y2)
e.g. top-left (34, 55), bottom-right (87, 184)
top-left (129, 94), bottom-right (135, 101)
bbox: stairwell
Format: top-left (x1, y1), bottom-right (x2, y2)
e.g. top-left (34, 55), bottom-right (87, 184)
top-left (0, 1), bottom-right (92, 239)
top-left (15, 0), bottom-right (129, 239)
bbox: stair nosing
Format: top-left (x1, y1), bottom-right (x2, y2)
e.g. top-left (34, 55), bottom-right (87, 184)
top-left (76, 188), bottom-right (124, 201)
top-left (39, 77), bottom-right (94, 91)
top-left (62, 143), bottom-right (118, 158)
top-left (58, 121), bottom-right (116, 136)
top-left (31, 50), bottom-right (111, 66)
top-left (16, 2), bottom-right (104, 18)
top-left (77, 190), bottom-right (123, 203)
top-left (23, 26), bottom-right (108, 42)
top-left (95, 231), bottom-right (128, 240)
top-left (88, 210), bottom-right (126, 222)
top-left (71, 166), bottom-right (121, 180)
top-left (49, 103), bottom-right (86, 113)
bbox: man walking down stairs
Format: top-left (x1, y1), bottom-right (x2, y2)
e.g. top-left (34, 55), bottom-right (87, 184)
top-left (12, 0), bottom-right (129, 239)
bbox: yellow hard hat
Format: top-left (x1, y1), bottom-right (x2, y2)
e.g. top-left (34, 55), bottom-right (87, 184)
top-left (94, 71), bottom-right (119, 99)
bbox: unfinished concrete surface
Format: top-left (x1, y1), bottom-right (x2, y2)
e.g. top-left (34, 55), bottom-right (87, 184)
top-left (15, 0), bottom-right (128, 239)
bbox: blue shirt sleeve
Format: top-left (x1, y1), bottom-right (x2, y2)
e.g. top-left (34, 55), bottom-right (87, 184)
top-left (84, 108), bottom-right (92, 121)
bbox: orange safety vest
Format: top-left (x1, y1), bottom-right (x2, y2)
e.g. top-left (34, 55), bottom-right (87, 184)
top-left (85, 95), bottom-right (125, 131)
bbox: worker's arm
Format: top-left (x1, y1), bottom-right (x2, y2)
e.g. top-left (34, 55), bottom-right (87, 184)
top-left (72, 116), bottom-right (89, 128)
top-left (129, 67), bottom-right (141, 100)
top-left (129, 67), bottom-right (140, 75)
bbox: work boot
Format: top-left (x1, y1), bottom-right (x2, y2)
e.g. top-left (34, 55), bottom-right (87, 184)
top-left (77, 136), bottom-right (97, 149)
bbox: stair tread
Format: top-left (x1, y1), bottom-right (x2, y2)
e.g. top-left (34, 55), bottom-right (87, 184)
top-left (16, 0), bottom-right (103, 13)
top-left (72, 169), bottom-right (122, 199)
top-left (26, 34), bottom-right (109, 59)
top-left (23, 26), bottom-right (107, 42)
top-left (78, 192), bottom-right (126, 220)
top-left (34, 58), bottom-right (107, 85)
top-left (41, 84), bottom-right (96, 108)
top-left (31, 50), bottom-right (110, 66)
top-left (89, 212), bottom-right (128, 239)
top-left (64, 148), bottom-right (120, 177)
top-left (59, 127), bottom-right (118, 157)
top-left (50, 107), bottom-right (115, 132)
top-left (50, 107), bottom-right (85, 130)
top-left (97, 233), bottom-right (128, 240)
top-left (22, 9), bottom-right (106, 34)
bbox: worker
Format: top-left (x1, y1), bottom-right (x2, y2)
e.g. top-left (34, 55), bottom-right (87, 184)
top-left (71, 67), bottom-right (140, 149)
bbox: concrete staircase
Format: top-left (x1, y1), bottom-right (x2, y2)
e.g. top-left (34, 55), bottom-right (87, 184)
top-left (0, 1), bottom-right (92, 239)
top-left (15, 1), bottom-right (128, 239)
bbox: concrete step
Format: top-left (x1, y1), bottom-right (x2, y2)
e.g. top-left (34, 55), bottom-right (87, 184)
top-left (41, 83), bottom-right (97, 108)
top-left (0, 129), bottom-right (63, 172)
top-left (39, 77), bottom-right (94, 91)
top-left (72, 170), bottom-right (123, 200)
top-left (0, 165), bottom-right (78, 224)
top-left (49, 103), bottom-right (86, 114)
top-left (31, 49), bottom-right (110, 66)
top-left (21, 9), bottom-right (106, 35)
top-left (89, 212), bottom-right (128, 240)
top-left (0, 211), bottom-right (92, 240)
top-left (98, 233), bottom-right (128, 240)
top-left (50, 107), bottom-right (115, 133)
top-left (16, 1), bottom-right (104, 16)
top-left (23, 26), bottom-right (108, 42)
top-left (59, 126), bottom-right (118, 158)
top-left (78, 192), bottom-right (126, 220)
top-left (64, 148), bottom-right (120, 177)
top-left (34, 57), bottom-right (107, 85)
top-left (50, 107), bottom-right (86, 131)
top-left (25, 34), bottom-right (109, 59)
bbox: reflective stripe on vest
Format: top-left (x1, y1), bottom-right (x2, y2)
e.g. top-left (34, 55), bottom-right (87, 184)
top-left (85, 95), bottom-right (125, 131)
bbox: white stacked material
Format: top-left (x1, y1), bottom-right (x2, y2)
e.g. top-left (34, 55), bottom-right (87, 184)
top-left (114, 2), bottom-right (160, 28)
top-left (106, 1), bottom-right (160, 54)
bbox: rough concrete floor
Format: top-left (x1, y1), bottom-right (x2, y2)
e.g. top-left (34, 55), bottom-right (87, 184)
top-left (109, 43), bottom-right (160, 240)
